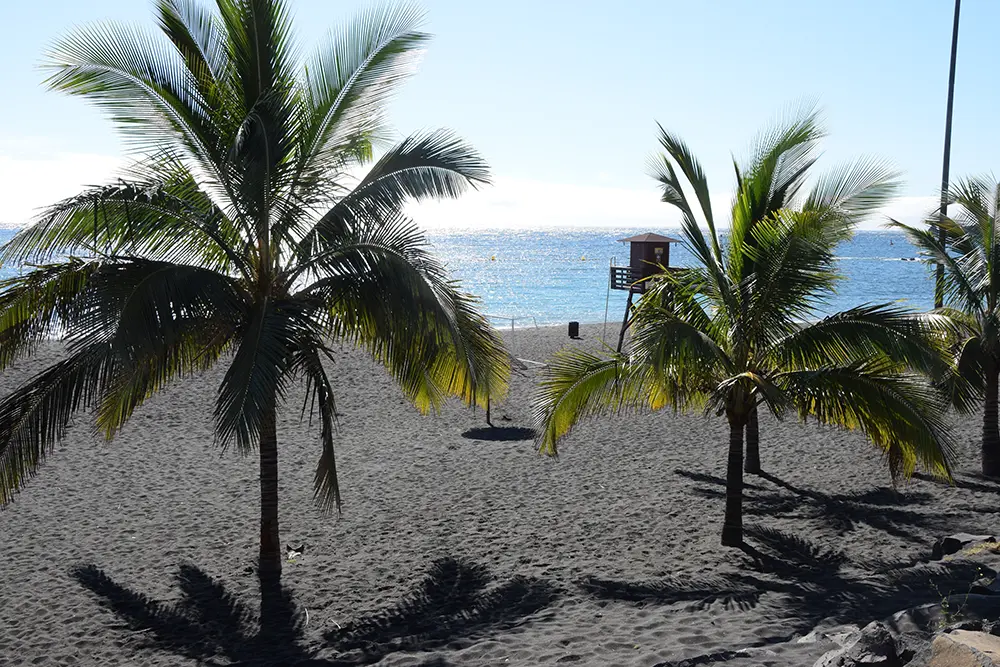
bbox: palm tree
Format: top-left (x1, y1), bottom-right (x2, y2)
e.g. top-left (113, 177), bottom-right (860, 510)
top-left (534, 113), bottom-right (955, 547)
top-left (0, 0), bottom-right (509, 624)
top-left (712, 107), bottom-right (828, 474)
top-left (892, 177), bottom-right (1000, 477)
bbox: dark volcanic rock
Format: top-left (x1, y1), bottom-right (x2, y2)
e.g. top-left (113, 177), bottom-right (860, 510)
top-left (815, 621), bottom-right (904, 666)
top-left (933, 535), bottom-right (997, 561)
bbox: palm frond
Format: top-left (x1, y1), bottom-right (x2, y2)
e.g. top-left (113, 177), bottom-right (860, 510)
top-left (949, 177), bottom-right (1000, 316)
top-left (0, 258), bottom-right (103, 371)
top-left (777, 361), bottom-right (955, 481)
top-left (354, 129), bottom-right (491, 201)
top-left (533, 349), bottom-right (667, 456)
top-left (738, 103), bottom-right (824, 189)
top-left (154, 0), bottom-right (234, 115)
top-left (712, 371), bottom-right (789, 419)
top-left (292, 343), bottom-right (341, 512)
top-left (640, 269), bottom-right (723, 338)
top-left (97, 330), bottom-right (231, 440)
top-left (728, 104), bottom-right (824, 278)
top-left (647, 129), bottom-right (734, 315)
top-left (0, 344), bottom-right (114, 505)
top-left (647, 153), bottom-right (714, 266)
top-left (0, 254), bottom-right (242, 440)
top-left (41, 19), bottom-right (226, 175)
top-left (768, 304), bottom-right (951, 377)
top-left (217, 0), bottom-right (299, 113)
top-left (628, 284), bottom-right (732, 384)
top-left (213, 297), bottom-right (307, 453)
top-left (292, 130), bottom-right (489, 259)
top-left (887, 218), bottom-right (982, 316)
top-left (652, 123), bottom-right (721, 260)
top-left (1, 170), bottom-right (248, 278)
top-left (655, 125), bottom-right (717, 246)
top-left (302, 215), bottom-right (508, 412)
top-left (938, 334), bottom-right (987, 412)
top-left (93, 262), bottom-right (242, 437)
top-left (299, 1), bottom-right (428, 165)
top-left (741, 209), bottom-right (844, 340)
top-left (950, 175), bottom-right (999, 240)
top-left (803, 156), bottom-right (901, 223)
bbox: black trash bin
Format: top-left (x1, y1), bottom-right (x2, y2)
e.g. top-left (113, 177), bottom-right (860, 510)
top-left (568, 321), bottom-right (579, 338)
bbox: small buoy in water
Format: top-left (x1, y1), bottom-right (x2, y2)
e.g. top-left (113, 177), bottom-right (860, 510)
top-left (490, 255), bottom-right (496, 261)
top-left (580, 255), bottom-right (586, 261)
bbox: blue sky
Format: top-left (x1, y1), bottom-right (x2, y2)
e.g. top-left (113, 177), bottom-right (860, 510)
top-left (2, 0), bottom-right (997, 229)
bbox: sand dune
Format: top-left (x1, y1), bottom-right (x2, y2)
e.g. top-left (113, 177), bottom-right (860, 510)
top-left (1, 324), bottom-right (997, 666)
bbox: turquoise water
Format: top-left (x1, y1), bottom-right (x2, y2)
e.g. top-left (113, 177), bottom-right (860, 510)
top-left (0, 227), bottom-right (936, 327)
top-left (427, 228), bottom-right (936, 326)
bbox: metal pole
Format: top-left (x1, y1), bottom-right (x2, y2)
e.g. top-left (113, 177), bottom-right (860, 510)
top-left (936, 0), bottom-right (961, 309)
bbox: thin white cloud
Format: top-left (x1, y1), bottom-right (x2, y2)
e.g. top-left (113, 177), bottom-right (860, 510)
top-left (409, 177), bottom-right (669, 230)
top-left (0, 149), bottom-right (940, 233)
top-left (409, 177), bottom-right (940, 232)
top-left (0, 149), bottom-right (123, 226)
top-left (879, 195), bottom-right (940, 228)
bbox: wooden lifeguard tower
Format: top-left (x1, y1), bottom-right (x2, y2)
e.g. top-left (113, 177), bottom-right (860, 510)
top-left (610, 232), bottom-right (683, 352)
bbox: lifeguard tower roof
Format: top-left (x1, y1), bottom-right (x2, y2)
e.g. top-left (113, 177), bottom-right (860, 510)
top-left (617, 232), bottom-right (682, 244)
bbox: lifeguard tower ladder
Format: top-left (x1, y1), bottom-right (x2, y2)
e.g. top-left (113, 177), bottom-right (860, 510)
top-left (610, 233), bottom-right (683, 352)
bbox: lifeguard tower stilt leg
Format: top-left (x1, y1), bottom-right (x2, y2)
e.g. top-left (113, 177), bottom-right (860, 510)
top-left (616, 289), bottom-right (635, 353)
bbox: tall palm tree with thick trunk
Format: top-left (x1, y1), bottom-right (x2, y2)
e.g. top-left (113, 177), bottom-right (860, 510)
top-left (534, 113), bottom-right (955, 547)
top-left (0, 0), bottom-right (508, 624)
top-left (892, 177), bottom-right (1000, 477)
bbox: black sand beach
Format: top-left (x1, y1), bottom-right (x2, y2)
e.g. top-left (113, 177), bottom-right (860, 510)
top-left (1, 324), bottom-right (996, 666)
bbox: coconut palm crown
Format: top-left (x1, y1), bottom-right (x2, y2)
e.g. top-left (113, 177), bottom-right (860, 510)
top-left (891, 176), bottom-right (1000, 477)
top-left (712, 108), bottom-right (831, 473)
top-left (0, 0), bottom-right (509, 621)
top-left (534, 110), bottom-right (955, 546)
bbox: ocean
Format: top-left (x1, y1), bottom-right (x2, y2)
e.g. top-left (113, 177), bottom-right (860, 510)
top-left (426, 228), bottom-right (936, 328)
top-left (0, 227), bottom-right (935, 329)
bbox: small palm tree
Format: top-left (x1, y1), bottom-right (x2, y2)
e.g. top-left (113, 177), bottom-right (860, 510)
top-left (892, 176), bottom-right (1000, 477)
top-left (534, 113), bottom-right (955, 547)
top-left (706, 107), bottom-right (828, 474)
top-left (0, 0), bottom-right (508, 623)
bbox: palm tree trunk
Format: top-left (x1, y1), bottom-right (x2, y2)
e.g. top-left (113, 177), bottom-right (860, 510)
top-left (983, 358), bottom-right (1000, 477)
top-left (722, 417), bottom-right (745, 547)
top-left (744, 406), bottom-right (761, 475)
top-left (936, 0), bottom-right (961, 308)
top-left (258, 402), bottom-right (283, 626)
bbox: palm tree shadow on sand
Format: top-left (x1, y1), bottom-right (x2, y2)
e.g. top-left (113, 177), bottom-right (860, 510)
top-left (913, 470), bottom-right (1000, 496)
top-left (72, 557), bottom-right (557, 666)
top-left (577, 469), bottom-right (998, 666)
top-left (674, 468), bottom-right (976, 539)
top-left (581, 524), bottom-right (987, 667)
top-left (325, 558), bottom-right (557, 663)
